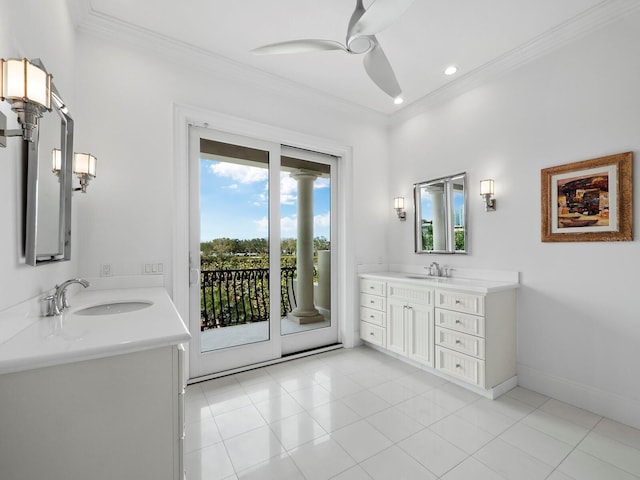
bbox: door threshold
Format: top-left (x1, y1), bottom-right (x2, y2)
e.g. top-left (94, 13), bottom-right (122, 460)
top-left (187, 343), bottom-right (343, 385)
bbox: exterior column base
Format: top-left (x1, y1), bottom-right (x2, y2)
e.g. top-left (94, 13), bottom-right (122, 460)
top-left (287, 311), bottom-right (325, 324)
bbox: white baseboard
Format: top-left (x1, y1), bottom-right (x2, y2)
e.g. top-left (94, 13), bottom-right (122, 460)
top-left (517, 362), bottom-right (640, 430)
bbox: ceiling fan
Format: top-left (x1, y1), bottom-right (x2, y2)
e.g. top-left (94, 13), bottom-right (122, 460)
top-left (251, 0), bottom-right (415, 103)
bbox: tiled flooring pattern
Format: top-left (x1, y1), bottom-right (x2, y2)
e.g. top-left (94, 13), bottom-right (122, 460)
top-left (184, 347), bottom-right (640, 480)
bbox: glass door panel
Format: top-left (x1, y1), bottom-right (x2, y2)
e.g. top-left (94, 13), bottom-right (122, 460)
top-left (280, 147), bottom-right (338, 355)
top-left (189, 127), bottom-right (281, 378)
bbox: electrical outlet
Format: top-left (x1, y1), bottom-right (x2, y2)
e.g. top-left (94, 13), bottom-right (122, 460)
top-left (100, 263), bottom-right (113, 277)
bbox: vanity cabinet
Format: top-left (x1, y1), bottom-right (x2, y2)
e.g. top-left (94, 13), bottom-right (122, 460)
top-left (359, 273), bottom-right (517, 398)
top-left (359, 278), bottom-right (387, 348)
top-left (387, 283), bottom-right (434, 367)
top-left (0, 345), bottom-right (186, 480)
top-left (434, 288), bottom-right (516, 390)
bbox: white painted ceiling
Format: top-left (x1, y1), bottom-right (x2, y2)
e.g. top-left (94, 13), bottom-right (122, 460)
top-left (80, 0), bottom-right (617, 114)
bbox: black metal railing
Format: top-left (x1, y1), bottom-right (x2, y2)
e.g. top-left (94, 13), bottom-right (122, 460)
top-left (200, 267), bottom-right (298, 330)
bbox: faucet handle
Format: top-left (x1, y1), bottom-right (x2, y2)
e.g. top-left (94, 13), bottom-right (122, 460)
top-left (43, 294), bottom-right (61, 317)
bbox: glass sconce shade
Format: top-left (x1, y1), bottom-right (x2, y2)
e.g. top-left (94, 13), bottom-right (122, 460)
top-left (74, 152), bottom-right (97, 178)
top-left (52, 148), bottom-right (62, 174)
top-left (479, 179), bottom-right (494, 196)
top-left (1, 58), bottom-right (52, 109)
top-left (394, 196), bottom-right (405, 210)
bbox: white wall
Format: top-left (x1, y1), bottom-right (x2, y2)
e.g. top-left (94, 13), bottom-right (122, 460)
top-left (71, 29), bottom-right (390, 341)
top-left (388, 11), bottom-right (640, 427)
top-left (0, 1), bottom-right (77, 311)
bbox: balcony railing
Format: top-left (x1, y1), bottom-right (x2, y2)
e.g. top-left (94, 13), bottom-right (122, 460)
top-left (200, 267), bottom-right (298, 330)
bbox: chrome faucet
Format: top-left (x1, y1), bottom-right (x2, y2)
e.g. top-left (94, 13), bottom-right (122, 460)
top-left (46, 278), bottom-right (90, 316)
top-left (426, 262), bottom-right (441, 277)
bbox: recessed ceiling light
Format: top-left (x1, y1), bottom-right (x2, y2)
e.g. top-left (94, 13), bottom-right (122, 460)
top-left (393, 96), bottom-right (404, 105)
top-left (444, 65), bottom-right (458, 76)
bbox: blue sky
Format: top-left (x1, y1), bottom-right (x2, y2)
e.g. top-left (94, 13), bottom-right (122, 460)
top-left (200, 158), bottom-right (331, 242)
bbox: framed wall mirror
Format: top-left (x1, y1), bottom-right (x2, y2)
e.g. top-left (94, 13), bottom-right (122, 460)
top-left (414, 172), bottom-right (467, 254)
top-left (24, 88), bottom-right (73, 266)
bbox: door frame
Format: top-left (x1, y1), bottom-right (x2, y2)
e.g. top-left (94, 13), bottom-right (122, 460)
top-left (172, 104), bottom-right (356, 380)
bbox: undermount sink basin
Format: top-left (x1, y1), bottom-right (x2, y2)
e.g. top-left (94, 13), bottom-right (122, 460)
top-left (404, 274), bottom-right (448, 281)
top-left (74, 301), bottom-right (153, 316)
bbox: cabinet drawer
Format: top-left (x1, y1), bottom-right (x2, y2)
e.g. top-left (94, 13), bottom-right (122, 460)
top-left (435, 289), bottom-right (485, 316)
top-left (388, 283), bottom-right (433, 305)
top-left (435, 308), bottom-right (485, 337)
top-left (436, 346), bottom-right (485, 387)
top-left (435, 326), bottom-right (485, 359)
top-left (360, 293), bottom-right (386, 311)
top-left (360, 321), bottom-right (386, 348)
top-left (360, 306), bottom-right (385, 327)
top-left (360, 279), bottom-right (385, 296)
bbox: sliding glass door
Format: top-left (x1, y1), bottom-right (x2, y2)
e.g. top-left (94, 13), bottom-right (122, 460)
top-left (188, 128), bottom-right (338, 378)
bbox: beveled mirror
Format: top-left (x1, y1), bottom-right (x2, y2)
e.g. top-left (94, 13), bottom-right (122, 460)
top-left (24, 84), bottom-right (73, 266)
top-left (414, 173), bottom-right (467, 254)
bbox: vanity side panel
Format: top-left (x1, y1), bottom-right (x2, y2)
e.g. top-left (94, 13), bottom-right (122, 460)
top-left (484, 289), bottom-right (517, 388)
top-left (0, 346), bottom-right (177, 480)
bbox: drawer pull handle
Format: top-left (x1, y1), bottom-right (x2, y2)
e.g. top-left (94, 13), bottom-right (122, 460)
top-left (455, 364), bottom-right (462, 368)
top-left (370, 300), bottom-right (374, 304)
top-left (370, 332), bottom-right (375, 336)
top-left (455, 300), bottom-right (462, 304)
top-left (370, 286), bottom-right (375, 289)
top-left (369, 315), bottom-right (375, 319)
top-left (455, 320), bottom-right (462, 324)
top-left (455, 340), bottom-right (462, 344)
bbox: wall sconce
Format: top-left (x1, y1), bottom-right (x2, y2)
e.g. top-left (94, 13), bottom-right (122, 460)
top-left (52, 148), bottom-right (97, 193)
top-left (480, 179), bottom-right (496, 211)
top-left (393, 196), bottom-right (406, 221)
top-left (0, 58), bottom-right (52, 146)
top-left (73, 152), bottom-right (97, 193)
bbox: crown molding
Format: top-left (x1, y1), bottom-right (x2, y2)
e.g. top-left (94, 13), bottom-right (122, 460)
top-left (389, 0), bottom-right (640, 126)
top-left (74, 8), bottom-right (388, 127)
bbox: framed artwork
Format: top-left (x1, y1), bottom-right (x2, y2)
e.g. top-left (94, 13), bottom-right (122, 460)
top-left (541, 152), bottom-right (633, 242)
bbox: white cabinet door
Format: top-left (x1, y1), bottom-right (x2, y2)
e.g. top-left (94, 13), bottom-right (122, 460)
top-left (387, 300), bottom-right (406, 355)
top-left (406, 303), bottom-right (433, 367)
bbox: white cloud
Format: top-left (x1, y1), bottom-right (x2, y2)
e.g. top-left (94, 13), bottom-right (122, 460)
top-left (208, 162), bottom-right (268, 183)
top-left (280, 174), bottom-right (297, 205)
top-left (254, 216), bottom-right (268, 233)
top-left (281, 215), bottom-right (298, 236)
top-left (314, 178), bottom-right (330, 190)
top-left (314, 212), bottom-right (330, 229)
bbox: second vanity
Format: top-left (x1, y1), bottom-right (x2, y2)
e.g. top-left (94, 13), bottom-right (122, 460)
top-left (0, 280), bottom-right (190, 480)
top-left (359, 271), bottom-right (518, 399)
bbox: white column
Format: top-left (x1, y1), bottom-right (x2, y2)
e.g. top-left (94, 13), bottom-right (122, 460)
top-left (288, 170), bottom-right (324, 324)
top-left (316, 250), bottom-right (331, 311)
top-left (427, 185), bottom-right (446, 251)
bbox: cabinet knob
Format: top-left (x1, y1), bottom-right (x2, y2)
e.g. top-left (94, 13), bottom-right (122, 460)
top-left (455, 364), bottom-right (462, 369)
top-left (455, 340), bottom-right (461, 344)
top-left (369, 315), bottom-right (375, 319)
top-left (455, 320), bottom-right (462, 324)
top-left (370, 332), bottom-right (375, 336)
top-left (370, 286), bottom-right (375, 289)
top-left (455, 300), bottom-right (462, 304)
top-left (370, 300), bottom-right (374, 304)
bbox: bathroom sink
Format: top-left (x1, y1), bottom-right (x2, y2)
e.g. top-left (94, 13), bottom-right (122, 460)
top-left (404, 274), bottom-right (448, 281)
top-left (74, 301), bottom-right (153, 316)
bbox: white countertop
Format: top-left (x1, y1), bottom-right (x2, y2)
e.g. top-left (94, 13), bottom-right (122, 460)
top-left (0, 287), bottom-right (191, 375)
top-left (359, 271), bottom-right (519, 293)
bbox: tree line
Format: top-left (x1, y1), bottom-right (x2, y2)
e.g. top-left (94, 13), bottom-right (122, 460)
top-left (201, 237), bottom-right (330, 257)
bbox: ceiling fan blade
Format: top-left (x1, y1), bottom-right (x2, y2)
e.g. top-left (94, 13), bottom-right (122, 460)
top-left (252, 39), bottom-right (346, 55)
top-left (348, 0), bottom-right (415, 39)
top-left (363, 41), bottom-right (401, 98)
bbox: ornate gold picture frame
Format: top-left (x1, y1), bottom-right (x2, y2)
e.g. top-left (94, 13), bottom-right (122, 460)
top-left (541, 152), bottom-right (633, 242)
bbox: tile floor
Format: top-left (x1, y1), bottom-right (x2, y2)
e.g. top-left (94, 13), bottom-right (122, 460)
top-left (184, 346), bottom-right (640, 480)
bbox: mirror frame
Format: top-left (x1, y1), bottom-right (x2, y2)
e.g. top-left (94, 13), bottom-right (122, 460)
top-left (24, 99), bottom-right (73, 266)
top-left (414, 172), bottom-right (467, 254)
